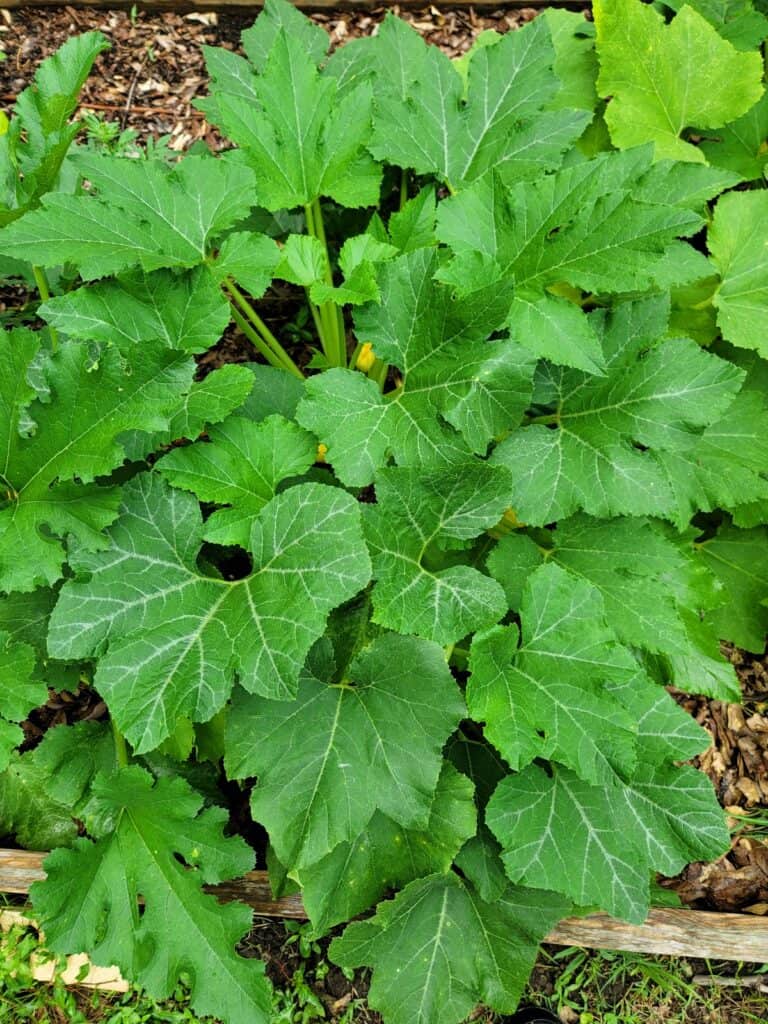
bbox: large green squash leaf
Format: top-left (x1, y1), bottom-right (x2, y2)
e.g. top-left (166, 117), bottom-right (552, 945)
top-left (468, 563), bottom-right (695, 784)
top-left (48, 474), bottom-right (371, 751)
top-left (0, 32), bottom-right (109, 225)
top-left (330, 874), bottom-right (570, 1024)
top-left (436, 151), bottom-right (722, 373)
top-left (296, 249), bottom-right (534, 486)
top-left (710, 191), bottom-right (768, 358)
top-left (491, 298), bottom-right (744, 526)
top-left (226, 634), bottom-right (464, 870)
top-left (362, 14), bottom-right (589, 190)
top-left (31, 767), bottom-right (271, 1024)
top-left (364, 465), bottom-right (510, 644)
top-left (201, 2), bottom-right (380, 210)
top-left (0, 632), bottom-right (46, 770)
top-left (487, 515), bottom-right (740, 700)
top-left (296, 762), bottom-right (476, 934)
top-left (488, 762), bottom-right (729, 922)
top-left (0, 155), bottom-right (262, 279)
top-left (594, 0), bottom-right (764, 162)
top-left (0, 329), bottom-right (194, 592)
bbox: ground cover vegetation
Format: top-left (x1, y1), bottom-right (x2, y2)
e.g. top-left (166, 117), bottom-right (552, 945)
top-left (0, 0), bottom-right (767, 1020)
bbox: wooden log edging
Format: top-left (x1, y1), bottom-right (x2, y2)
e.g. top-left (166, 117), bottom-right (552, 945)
top-left (2, 849), bottom-right (767, 962)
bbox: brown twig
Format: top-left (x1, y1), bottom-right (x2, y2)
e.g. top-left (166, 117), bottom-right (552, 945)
top-left (121, 49), bottom-right (150, 127)
top-left (0, 93), bottom-right (205, 118)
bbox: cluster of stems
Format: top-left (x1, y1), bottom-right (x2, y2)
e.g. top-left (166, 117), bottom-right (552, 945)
top-left (32, 194), bottom-right (393, 389)
top-left (220, 195), bottom-right (391, 390)
top-left (223, 278), bottom-right (304, 379)
top-left (303, 198), bottom-right (347, 368)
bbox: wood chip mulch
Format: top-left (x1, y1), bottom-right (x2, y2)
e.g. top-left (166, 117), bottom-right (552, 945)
top-left (0, 4), bottom-right (542, 151)
top-left (664, 648), bottom-right (768, 914)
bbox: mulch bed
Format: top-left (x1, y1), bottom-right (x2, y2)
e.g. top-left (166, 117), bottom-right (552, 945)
top-left (0, 4), bottom-right (541, 148)
top-left (2, 4), bottom-right (768, 1018)
top-left (666, 648), bottom-right (768, 915)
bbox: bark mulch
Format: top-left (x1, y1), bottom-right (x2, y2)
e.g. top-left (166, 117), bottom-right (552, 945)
top-left (0, 3), bottom-right (541, 151)
top-left (665, 647), bottom-right (768, 916)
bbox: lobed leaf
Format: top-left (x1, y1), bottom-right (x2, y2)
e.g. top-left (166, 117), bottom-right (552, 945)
top-left (158, 412), bottom-right (318, 547)
top-left (710, 191), bottom-right (768, 358)
top-left (226, 634), bottom-right (464, 870)
top-left (31, 767), bottom-right (271, 1024)
top-left (364, 15), bottom-right (590, 190)
top-left (594, 0), bottom-right (764, 161)
top-left (0, 155), bottom-right (259, 278)
top-left (436, 150), bottom-right (717, 371)
top-left (0, 632), bottom-right (46, 770)
top-left (330, 873), bottom-right (571, 1024)
top-left (491, 297), bottom-right (744, 526)
top-left (296, 249), bottom-right (534, 486)
top-left (0, 329), bottom-right (194, 591)
top-left (40, 267), bottom-right (230, 354)
top-left (487, 515), bottom-right (740, 699)
top-left (203, 23), bottom-right (380, 209)
top-left (297, 762), bottom-right (476, 935)
top-left (364, 465), bottom-right (511, 644)
top-left (487, 762), bottom-right (730, 922)
top-left (48, 474), bottom-right (371, 751)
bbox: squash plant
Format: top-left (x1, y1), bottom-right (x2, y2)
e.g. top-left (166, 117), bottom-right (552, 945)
top-left (1, 0), bottom-right (768, 1021)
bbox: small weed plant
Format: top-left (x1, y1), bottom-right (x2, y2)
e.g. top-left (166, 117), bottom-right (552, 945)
top-left (0, 0), bottom-right (767, 1021)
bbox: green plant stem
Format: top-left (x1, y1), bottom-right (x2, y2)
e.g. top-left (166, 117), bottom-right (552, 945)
top-left (223, 280), bottom-right (303, 379)
top-left (225, 278), bottom-right (294, 364)
top-left (32, 265), bottom-right (58, 352)
top-left (230, 305), bottom-right (301, 377)
top-left (399, 167), bottom-right (409, 211)
top-left (305, 289), bottom-right (326, 343)
top-left (303, 201), bottom-right (332, 361)
top-left (304, 198), bottom-right (346, 367)
top-left (111, 719), bottom-right (129, 768)
top-left (371, 359), bottom-right (388, 391)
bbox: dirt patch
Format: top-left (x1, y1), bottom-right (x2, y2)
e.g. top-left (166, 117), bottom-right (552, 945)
top-left (0, 4), bottom-right (544, 154)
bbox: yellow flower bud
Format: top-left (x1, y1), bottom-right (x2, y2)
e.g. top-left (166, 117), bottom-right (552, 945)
top-left (356, 342), bottom-right (376, 373)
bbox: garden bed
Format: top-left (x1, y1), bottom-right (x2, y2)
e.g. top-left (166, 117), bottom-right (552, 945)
top-left (1, 2), bottom-right (768, 1022)
top-left (3, 0), bottom-right (767, 919)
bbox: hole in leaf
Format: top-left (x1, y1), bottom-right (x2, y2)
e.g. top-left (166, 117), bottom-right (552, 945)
top-left (197, 542), bottom-right (252, 581)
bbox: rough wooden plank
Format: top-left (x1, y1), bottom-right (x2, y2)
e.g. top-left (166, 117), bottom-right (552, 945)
top-left (0, 849), bottom-right (47, 895)
top-left (2, 849), bottom-right (766, 962)
top-left (211, 873), bottom-right (307, 919)
top-left (546, 909), bottom-right (768, 962)
top-left (0, 849), bottom-right (308, 918)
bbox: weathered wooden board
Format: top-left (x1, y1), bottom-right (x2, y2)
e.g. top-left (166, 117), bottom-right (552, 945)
top-left (2, 849), bottom-right (767, 962)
